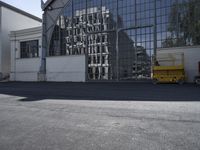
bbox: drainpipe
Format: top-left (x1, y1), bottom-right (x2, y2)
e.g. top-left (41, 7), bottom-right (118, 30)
top-left (39, 12), bottom-right (47, 81)
top-left (14, 33), bottom-right (17, 81)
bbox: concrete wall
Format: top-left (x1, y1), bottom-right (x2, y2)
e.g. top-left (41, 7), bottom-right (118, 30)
top-left (10, 26), bottom-right (86, 82)
top-left (10, 27), bottom-right (42, 82)
top-left (0, 6), bottom-right (41, 78)
top-left (46, 55), bottom-right (86, 82)
top-left (157, 46), bottom-right (200, 82)
top-left (13, 58), bottom-right (41, 81)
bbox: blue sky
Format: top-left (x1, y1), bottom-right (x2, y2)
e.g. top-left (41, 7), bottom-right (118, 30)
top-left (1, 0), bottom-right (47, 18)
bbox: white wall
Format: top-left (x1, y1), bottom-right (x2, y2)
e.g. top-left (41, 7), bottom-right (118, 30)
top-left (46, 55), bottom-right (86, 82)
top-left (0, 6), bottom-right (41, 77)
top-left (12, 58), bottom-right (41, 81)
top-left (157, 46), bottom-right (200, 82)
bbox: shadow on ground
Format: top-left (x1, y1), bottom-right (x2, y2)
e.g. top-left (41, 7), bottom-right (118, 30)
top-left (0, 82), bottom-right (200, 102)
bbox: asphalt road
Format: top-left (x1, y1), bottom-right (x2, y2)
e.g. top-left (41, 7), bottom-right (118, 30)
top-left (0, 82), bottom-right (200, 150)
top-left (0, 82), bottom-right (200, 101)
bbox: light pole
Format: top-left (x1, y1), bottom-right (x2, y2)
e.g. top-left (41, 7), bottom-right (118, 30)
top-left (154, 0), bottom-right (157, 62)
top-left (116, 0), bottom-right (119, 81)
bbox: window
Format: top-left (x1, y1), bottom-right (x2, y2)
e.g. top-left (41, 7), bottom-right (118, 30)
top-left (102, 67), bottom-right (105, 76)
top-left (102, 56), bottom-right (105, 64)
top-left (20, 40), bottom-right (39, 58)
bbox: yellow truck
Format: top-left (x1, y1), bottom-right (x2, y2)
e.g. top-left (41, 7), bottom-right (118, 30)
top-left (152, 53), bottom-right (186, 84)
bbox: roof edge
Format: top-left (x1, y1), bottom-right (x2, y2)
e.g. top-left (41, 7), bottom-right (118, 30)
top-left (10, 26), bottom-right (42, 38)
top-left (0, 1), bottom-right (42, 22)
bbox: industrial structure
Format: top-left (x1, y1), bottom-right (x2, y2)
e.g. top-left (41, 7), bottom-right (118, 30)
top-left (0, 1), bottom-right (42, 80)
top-left (9, 0), bottom-right (200, 82)
top-left (152, 52), bottom-right (185, 84)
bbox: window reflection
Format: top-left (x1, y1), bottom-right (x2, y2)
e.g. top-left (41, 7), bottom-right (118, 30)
top-left (49, 0), bottom-right (200, 80)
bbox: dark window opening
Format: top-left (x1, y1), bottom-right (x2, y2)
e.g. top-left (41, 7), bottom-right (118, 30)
top-left (20, 40), bottom-right (39, 58)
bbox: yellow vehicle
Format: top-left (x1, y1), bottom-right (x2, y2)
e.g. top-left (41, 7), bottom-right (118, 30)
top-left (152, 53), bottom-right (186, 84)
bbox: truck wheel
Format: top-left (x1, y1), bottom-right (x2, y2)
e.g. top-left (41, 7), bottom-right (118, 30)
top-left (178, 79), bottom-right (184, 85)
top-left (152, 79), bottom-right (158, 84)
top-left (195, 78), bottom-right (200, 85)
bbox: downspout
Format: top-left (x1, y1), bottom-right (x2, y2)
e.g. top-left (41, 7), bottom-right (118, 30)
top-left (40, 11), bottom-right (47, 81)
top-left (13, 32), bottom-right (17, 81)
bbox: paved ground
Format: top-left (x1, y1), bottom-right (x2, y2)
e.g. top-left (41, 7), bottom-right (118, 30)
top-left (0, 82), bottom-right (200, 150)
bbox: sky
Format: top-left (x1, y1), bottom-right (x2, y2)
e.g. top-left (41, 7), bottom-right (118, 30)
top-left (1, 0), bottom-right (48, 18)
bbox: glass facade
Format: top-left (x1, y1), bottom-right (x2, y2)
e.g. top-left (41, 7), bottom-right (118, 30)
top-left (49, 0), bottom-right (200, 81)
top-left (157, 0), bottom-right (200, 48)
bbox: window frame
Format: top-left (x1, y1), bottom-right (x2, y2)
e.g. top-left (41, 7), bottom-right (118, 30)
top-left (20, 40), bottom-right (39, 59)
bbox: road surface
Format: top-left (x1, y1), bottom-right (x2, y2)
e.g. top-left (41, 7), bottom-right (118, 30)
top-left (0, 82), bottom-right (200, 150)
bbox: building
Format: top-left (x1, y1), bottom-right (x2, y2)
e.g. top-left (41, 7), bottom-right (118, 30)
top-left (10, 0), bottom-right (200, 82)
top-left (10, 27), bottom-right (42, 81)
top-left (41, 0), bottom-right (153, 82)
top-left (0, 1), bottom-right (42, 80)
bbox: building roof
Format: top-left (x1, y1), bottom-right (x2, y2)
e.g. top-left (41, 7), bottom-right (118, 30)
top-left (0, 1), bottom-right (42, 22)
top-left (42, 0), bottom-right (54, 10)
top-left (10, 26), bottom-right (42, 38)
